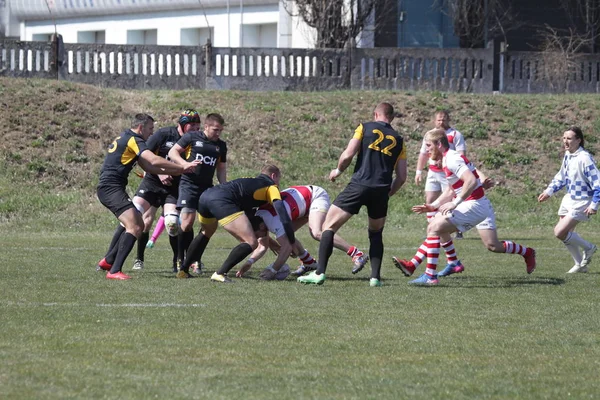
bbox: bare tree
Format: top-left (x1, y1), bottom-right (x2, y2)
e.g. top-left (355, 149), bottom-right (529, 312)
top-left (438, 0), bottom-right (518, 48)
top-left (555, 0), bottom-right (600, 52)
top-left (281, 0), bottom-right (394, 48)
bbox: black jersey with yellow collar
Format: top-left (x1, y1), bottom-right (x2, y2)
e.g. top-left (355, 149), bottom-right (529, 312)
top-left (350, 121), bottom-right (406, 188)
top-left (99, 129), bottom-right (149, 187)
top-left (176, 130), bottom-right (227, 188)
top-left (211, 174), bottom-right (281, 211)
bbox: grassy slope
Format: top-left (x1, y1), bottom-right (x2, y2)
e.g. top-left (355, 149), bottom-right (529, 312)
top-left (1, 77), bottom-right (600, 230)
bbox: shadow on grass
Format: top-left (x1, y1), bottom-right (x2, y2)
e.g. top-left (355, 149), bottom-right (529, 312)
top-left (437, 275), bottom-right (565, 288)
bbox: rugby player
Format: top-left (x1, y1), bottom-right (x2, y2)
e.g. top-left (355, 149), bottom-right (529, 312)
top-left (168, 113), bottom-right (227, 272)
top-left (96, 113), bottom-right (199, 280)
top-left (177, 165), bottom-right (295, 283)
top-left (393, 128), bottom-right (536, 285)
top-left (235, 185), bottom-right (368, 280)
top-left (131, 109), bottom-right (201, 272)
top-left (298, 102), bottom-right (407, 287)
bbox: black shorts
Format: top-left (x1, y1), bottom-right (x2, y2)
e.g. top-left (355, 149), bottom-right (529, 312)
top-left (198, 188), bottom-right (242, 222)
top-left (333, 182), bottom-right (390, 219)
top-left (97, 184), bottom-right (135, 218)
top-left (177, 182), bottom-right (211, 211)
top-left (135, 178), bottom-right (178, 208)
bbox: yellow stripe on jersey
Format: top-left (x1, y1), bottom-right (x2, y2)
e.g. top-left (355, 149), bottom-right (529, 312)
top-left (253, 185), bottom-right (282, 203)
top-left (184, 145), bottom-right (192, 160)
top-left (121, 136), bottom-right (140, 165)
top-left (394, 142), bottom-right (407, 169)
top-left (352, 123), bottom-right (364, 140)
top-left (219, 211), bottom-right (244, 226)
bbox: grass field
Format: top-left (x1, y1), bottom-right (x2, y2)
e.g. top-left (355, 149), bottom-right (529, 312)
top-left (2, 79), bottom-right (600, 398)
top-left (1, 222), bottom-right (599, 399)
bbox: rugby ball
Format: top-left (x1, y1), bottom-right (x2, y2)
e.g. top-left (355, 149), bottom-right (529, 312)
top-left (275, 264), bottom-right (290, 280)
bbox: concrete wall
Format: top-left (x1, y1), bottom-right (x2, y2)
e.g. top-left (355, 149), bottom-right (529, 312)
top-left (2, 37), bottom-right (599, 93)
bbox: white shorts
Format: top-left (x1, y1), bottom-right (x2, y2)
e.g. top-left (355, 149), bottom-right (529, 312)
top-left (447, 196), bottom-right (496, 232)
top-left (425, 170), bottom-right (449, 193)
top-left (558, 194), bottom-right (591, 222)
top-left (257, 186), bottom-right (330, 238)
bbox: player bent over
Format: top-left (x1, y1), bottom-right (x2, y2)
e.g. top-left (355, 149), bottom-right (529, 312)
top-left (392, 129), bottom-right (536, 285)
top-left (235, 185), bottom-right (368, 280)
top-left (177, 165), bottom-right (295, 283)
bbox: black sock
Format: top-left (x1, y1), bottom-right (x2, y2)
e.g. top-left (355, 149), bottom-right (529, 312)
top-left (178, 228), bottom-right (194, 263)
top-left (316, 230), bottom-right (335, 275)
top-left (105, 225), bottom-right (125, 264)
top-left (368, 228), bottom-right (384, 280)
top-left (137, 231), bottom-right (149, 260)
top-left (169, 234), bottom-right (179, 265)
top-left (182, 234), bottom-right (210, 272)
top-left (109, 232), bottom-right (137, 274)
top-left (217, 243), bottom-right (253, 275)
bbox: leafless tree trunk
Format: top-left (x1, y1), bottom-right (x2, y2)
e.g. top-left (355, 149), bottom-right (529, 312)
top-left (282, 0), bottom-right (394, 48)
top-left (555, 0), bottom-right (600, 52)
top-left (437, 0), bottom-right (517, 48)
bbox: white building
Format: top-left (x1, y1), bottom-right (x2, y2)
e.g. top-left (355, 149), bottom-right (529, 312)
top-left (2, 0), bottom-right (324, 48)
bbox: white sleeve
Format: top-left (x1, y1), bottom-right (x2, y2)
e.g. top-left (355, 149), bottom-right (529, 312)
top-left (452, 130), bottom-right (467, 152)
top-left (419, 137), bottom-right (428, 155)
top-left (447, 152), bottom-right (469, 179)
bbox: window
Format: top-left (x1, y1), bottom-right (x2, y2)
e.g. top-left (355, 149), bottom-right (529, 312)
top-left (241, 23), bottom-right (277, 48)
top-left (77, 31), bottom-right (105, 44)
top-left (180, 27), bottom-right (214, 46)
top-left (127, 29), bottom-right (157, 45)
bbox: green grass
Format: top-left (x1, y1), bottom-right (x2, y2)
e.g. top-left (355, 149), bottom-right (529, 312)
top-left (1, 223), bottom-right (600, 399)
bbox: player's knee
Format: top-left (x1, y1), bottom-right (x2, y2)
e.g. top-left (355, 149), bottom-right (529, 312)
top-left (310, 228), bottom-right (322, 241)
top-left (164, 213), bottom-right (180, 237)
top-left (553, 227), bottom-right (568, 241)
top-left (245, 237), bottom-right (259, 250)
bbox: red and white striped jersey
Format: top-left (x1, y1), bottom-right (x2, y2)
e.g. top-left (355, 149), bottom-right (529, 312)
top-left (443, 149), bottom-right (484, 201)
top-left (421, 127), bottom-right (466, 173)
top-left (258, 185), bottom-right (313, 221)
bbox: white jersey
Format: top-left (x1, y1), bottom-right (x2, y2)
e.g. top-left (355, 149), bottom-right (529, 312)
top-left (544, 147), bottom-right (600, 210)
top-left (256, 185), bottom-right (330, 238)
top-left (443, 149), bottom-right (484, 201)
top-left (421, 127), bottom-right (466, 173)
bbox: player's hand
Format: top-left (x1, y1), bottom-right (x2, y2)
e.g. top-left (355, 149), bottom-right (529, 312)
top-left (159, 174), bottom-right (173, 186)
top-left (329, 168), bottom-right (342, 182)
top-left (438, 203), bottom-right (456, 215)
top-left (411, 203), bottom-right (437, 214)
top-left (584, 207), bottom-right (597, 216)
top-left (414, 174), bottom-right (423, 185)
top-left (538, 192), bottom-right (550, 202)
top-left (182, 160), bottom-right (201, 174)
top-left (236, 263), bottom-right (252, 278)
top-left (482, 178), bottom-right (495, 190)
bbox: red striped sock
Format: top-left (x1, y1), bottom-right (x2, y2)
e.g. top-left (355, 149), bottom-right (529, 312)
top-left (425, 237), bottom-right (441, 272)
top-left (441, 240), bottom-right (458, 264)
top-left (502, 241), bottom-right (527, 256)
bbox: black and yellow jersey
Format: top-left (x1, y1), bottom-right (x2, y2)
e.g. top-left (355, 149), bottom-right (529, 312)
top-left (350, 121), bottom-right (406, 188)
top-left (143, 126), bottom-right (182, 187)
top-left (210, 174), bottom-right (281, 211)
top-left (99, 129), bottom-right (149, 187)
top-left (176, 130), bottom-right (227, 188)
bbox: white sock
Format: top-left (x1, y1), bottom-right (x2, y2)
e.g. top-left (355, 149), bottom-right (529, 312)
top-left (563, 242), bottom-right (582, 265)
top-left (565, 232), bottom-right (593, 251)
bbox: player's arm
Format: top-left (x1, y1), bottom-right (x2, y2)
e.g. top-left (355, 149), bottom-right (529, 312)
top-left (454, 132), bottom-right (467, 157)
top-left (415, 151), bottom-right (429, 185)
top-left (236, 236), bottom-right (270, 277)
top-left (216, 161), bottom-right (227, 184)
top-left (390, 157), bottom-right (407, 197)
top-left (438, 170), bottom-right (478, 215)
top-left (538, 162), bottom-right (567, 202)
top-left (139, 150), bottom-right (198, 176)
top-left (412, 185), bottom-right (454, 214)
top-left (167, 143), bottom-right (187, 167)
top-left (330, 124), bottom-right (362, 182)
top-left (269, 234), bottom-right (293, 272)
top-left (273, 199), bottom-right (295, 245)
